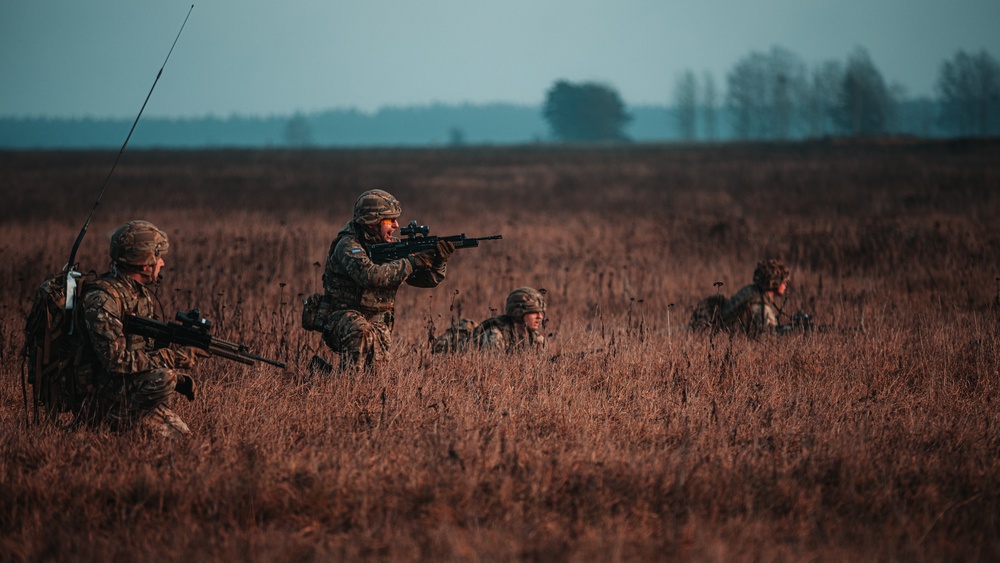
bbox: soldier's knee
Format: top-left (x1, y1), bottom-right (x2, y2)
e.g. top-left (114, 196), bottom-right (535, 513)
top-left (131, 369), bottom-right (178, 405)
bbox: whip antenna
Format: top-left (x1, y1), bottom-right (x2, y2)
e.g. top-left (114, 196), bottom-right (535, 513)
top-left (65, 4), bottom-right (194, 271)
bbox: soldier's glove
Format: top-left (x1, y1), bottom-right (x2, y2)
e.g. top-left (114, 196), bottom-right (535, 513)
top-left (434, 240), bottom-right (455, 265)
top-left (175, 374), bottom-right (196, 402)
top-left (409, 249), bottom-right (437, 270)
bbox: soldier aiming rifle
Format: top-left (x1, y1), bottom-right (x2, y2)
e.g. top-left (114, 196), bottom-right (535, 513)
top-left (302, 189), bottom-right (501, 372)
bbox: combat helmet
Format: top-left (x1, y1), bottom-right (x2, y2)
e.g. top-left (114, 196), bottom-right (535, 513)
top-left (110, 220), bottom-right (169, 268)
top-left (353, 189), bottom-right (402, 225)
top-left (505, 287), bottom-right (546, 318)
top-left (752, 259), bottom-right (790, 291)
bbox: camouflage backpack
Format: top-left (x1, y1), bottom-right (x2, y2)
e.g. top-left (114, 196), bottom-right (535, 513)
top-left (22, 269), bottom-right (97, 418)
top-left (689, 294), bottom-right (727, 332)
top-left (432, 319), bottom-right (480, 354)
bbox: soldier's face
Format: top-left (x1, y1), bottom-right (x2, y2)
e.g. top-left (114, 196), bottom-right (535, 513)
top-left (133, 256), bottom-right (164, 285)
top-left (523, 311), bottom-right (544, 330)
top-left (378, 218), bottom-right (399, 242)
top-left (150, 256), bottom-right (165, 282)
top-left (776, 282), bottom-right (787, 296)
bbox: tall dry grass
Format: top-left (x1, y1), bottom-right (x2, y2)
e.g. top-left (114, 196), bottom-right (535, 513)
top-left (1, 141), bottom-right (999, 561)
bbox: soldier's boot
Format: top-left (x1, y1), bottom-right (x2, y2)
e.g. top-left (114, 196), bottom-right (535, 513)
top-left (143, 404), bottom-right (191, 438)
top-left (308, 354), bottom-right (334, 375)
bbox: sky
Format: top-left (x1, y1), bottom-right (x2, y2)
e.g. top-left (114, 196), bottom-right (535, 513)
top-left (2, 0), bottom-right (998, 119)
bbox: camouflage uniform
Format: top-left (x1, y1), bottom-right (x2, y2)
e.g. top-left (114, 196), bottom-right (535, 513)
top-left (472, 287), bottom-right (546, 353)
top-left (321, 190), bottom-right (448, 370)
top-left (431, 318), bottom-right (479, 354)
top-left (77, 221), bottom-right (199, 436)
top-left (718, 259), bottom-right (790, 335)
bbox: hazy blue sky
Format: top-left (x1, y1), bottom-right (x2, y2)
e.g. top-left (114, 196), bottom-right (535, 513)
top-left (2, 0), bottom-right (998, 119)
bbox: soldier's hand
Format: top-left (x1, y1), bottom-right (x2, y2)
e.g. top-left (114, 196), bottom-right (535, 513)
top-left (435, 240), bottom-right (455, 263)
top-left (410, 249), bottom-right (437, 269)
top-left (175, 346), bottom-right (210, 369)
top-left (175, 374), bottom-right (196, 402)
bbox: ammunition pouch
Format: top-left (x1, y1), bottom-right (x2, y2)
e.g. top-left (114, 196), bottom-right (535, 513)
top-left (302, 293), bottom-right (332, 333)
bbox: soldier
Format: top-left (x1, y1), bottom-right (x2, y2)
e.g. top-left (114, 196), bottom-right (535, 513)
top-left (431, 318), bottom-right (479, 354)
top-left (77, 220), bottom-right (204, 437)
top-left (718, 258), bottom-right (790, 334)
top-left (321, 189), bottom-right (453, 371)
top-left (472, 287), bottom-right (547, 353)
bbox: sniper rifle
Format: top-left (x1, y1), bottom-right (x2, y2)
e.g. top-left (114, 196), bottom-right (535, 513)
top-left (123, 309), bottom-right (286, 368)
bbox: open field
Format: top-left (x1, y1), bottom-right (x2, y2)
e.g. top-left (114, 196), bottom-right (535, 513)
top-left (1, 141), bottom-right (999, 561)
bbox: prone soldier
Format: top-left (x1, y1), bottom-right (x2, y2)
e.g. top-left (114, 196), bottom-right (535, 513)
top-left (433, 287), bottom-right (547, 354)
top-left (690, 259), bottom-right (791, 335)
top-left (475, 287), bottom-right (547, 352)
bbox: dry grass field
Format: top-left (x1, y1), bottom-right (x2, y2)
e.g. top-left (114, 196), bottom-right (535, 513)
top-left (1, 140), bottom-right (998, 561)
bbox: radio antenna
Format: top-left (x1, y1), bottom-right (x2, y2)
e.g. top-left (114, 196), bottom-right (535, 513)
top-left (65, 4), bottom-right (194, 271)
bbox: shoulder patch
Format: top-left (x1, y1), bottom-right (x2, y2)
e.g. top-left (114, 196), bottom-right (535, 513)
top-left (350, 248), bottom-right (363, 255)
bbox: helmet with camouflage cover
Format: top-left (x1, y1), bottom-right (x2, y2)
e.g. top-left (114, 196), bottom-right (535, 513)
top-left (353, 189), bottom-right (402, 226)
top-left (505, 287), bottom-right (546, 318)
top-left (752, 259), bottom-right (790, 291)
top-left (110, 220), bottom-right (169, 268)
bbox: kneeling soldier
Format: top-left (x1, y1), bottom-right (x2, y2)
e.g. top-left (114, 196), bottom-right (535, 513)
top-left (77, 220), bottom-right (204, 437)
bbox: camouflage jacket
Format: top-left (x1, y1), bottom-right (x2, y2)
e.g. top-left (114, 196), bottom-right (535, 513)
top-left (80, 269), bottom-right (192, 380)
top-left (473, 315), bottom-right (545, 353)
top-left (322, 220), bottom-right (446, 315)
top-left (720, 284), bottom-right (780, 334)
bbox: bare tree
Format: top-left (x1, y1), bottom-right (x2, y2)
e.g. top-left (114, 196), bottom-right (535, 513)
top-left (805, 61), bottom-right (843, 138)
top-left (726, 46), bottom-right (808, 140)
top-left (832, 47), bottom-right (893, 136)
top-left (726, 51), bottom-right (767, 139)
top-left (284, 113), bottom-right (313, 147)
top-left (937, 50), bottom-right (1000, 136)
top-left (702, 72), bottom-right (718, 141)
top-left (448, 127), bottom-right (466, 147)
top-left (674, 71), bottom-right (698, 141)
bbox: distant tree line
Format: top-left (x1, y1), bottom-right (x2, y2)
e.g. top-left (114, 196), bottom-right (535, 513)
top-left (540, 46), bottom-right (1000, 143)
top-left (2, 46), bottom-right (997, 148)
top-left (660, 46), bottom-right (1000, 143)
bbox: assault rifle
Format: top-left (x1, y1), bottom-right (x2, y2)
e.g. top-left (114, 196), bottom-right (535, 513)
top-left (123, 309), bottom-right (286, 368)
top-left (368, 220), bottom-right (502, 263)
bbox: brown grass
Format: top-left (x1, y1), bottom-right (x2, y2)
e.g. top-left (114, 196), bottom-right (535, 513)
top-left (1, 140), bottom-right (999, 561)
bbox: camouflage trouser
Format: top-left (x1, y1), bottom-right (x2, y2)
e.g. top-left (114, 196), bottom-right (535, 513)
top-left (322, 309), bottom-right (393, 371)
top-left (87, 368), bottom-right (180, 428)
top-left (689, 295), bottom-right (727, 332)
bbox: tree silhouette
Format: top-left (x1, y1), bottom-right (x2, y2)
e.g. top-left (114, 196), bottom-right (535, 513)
top-left (448, 126), bottom-right (466, 147)
top-left (725, 46), bottom-right (807, 140)
top-left (702, 72), bottom-right (718, 141)
top-left (805, 61), bottom-right (843, 138)
top-left (674, 71), bottom-right (698, 141)
top-left (832, 48), bottom-right (893, 136)
top-left (542, 80), bottom-right (631, 142)
top-left (283, 113), bottom-right (313, 147)
top-left (937, 50), bottom-right (1000, 136)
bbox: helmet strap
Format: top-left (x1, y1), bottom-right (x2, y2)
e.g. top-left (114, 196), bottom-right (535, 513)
top-left (116, 261), bottom-right (157, 285)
